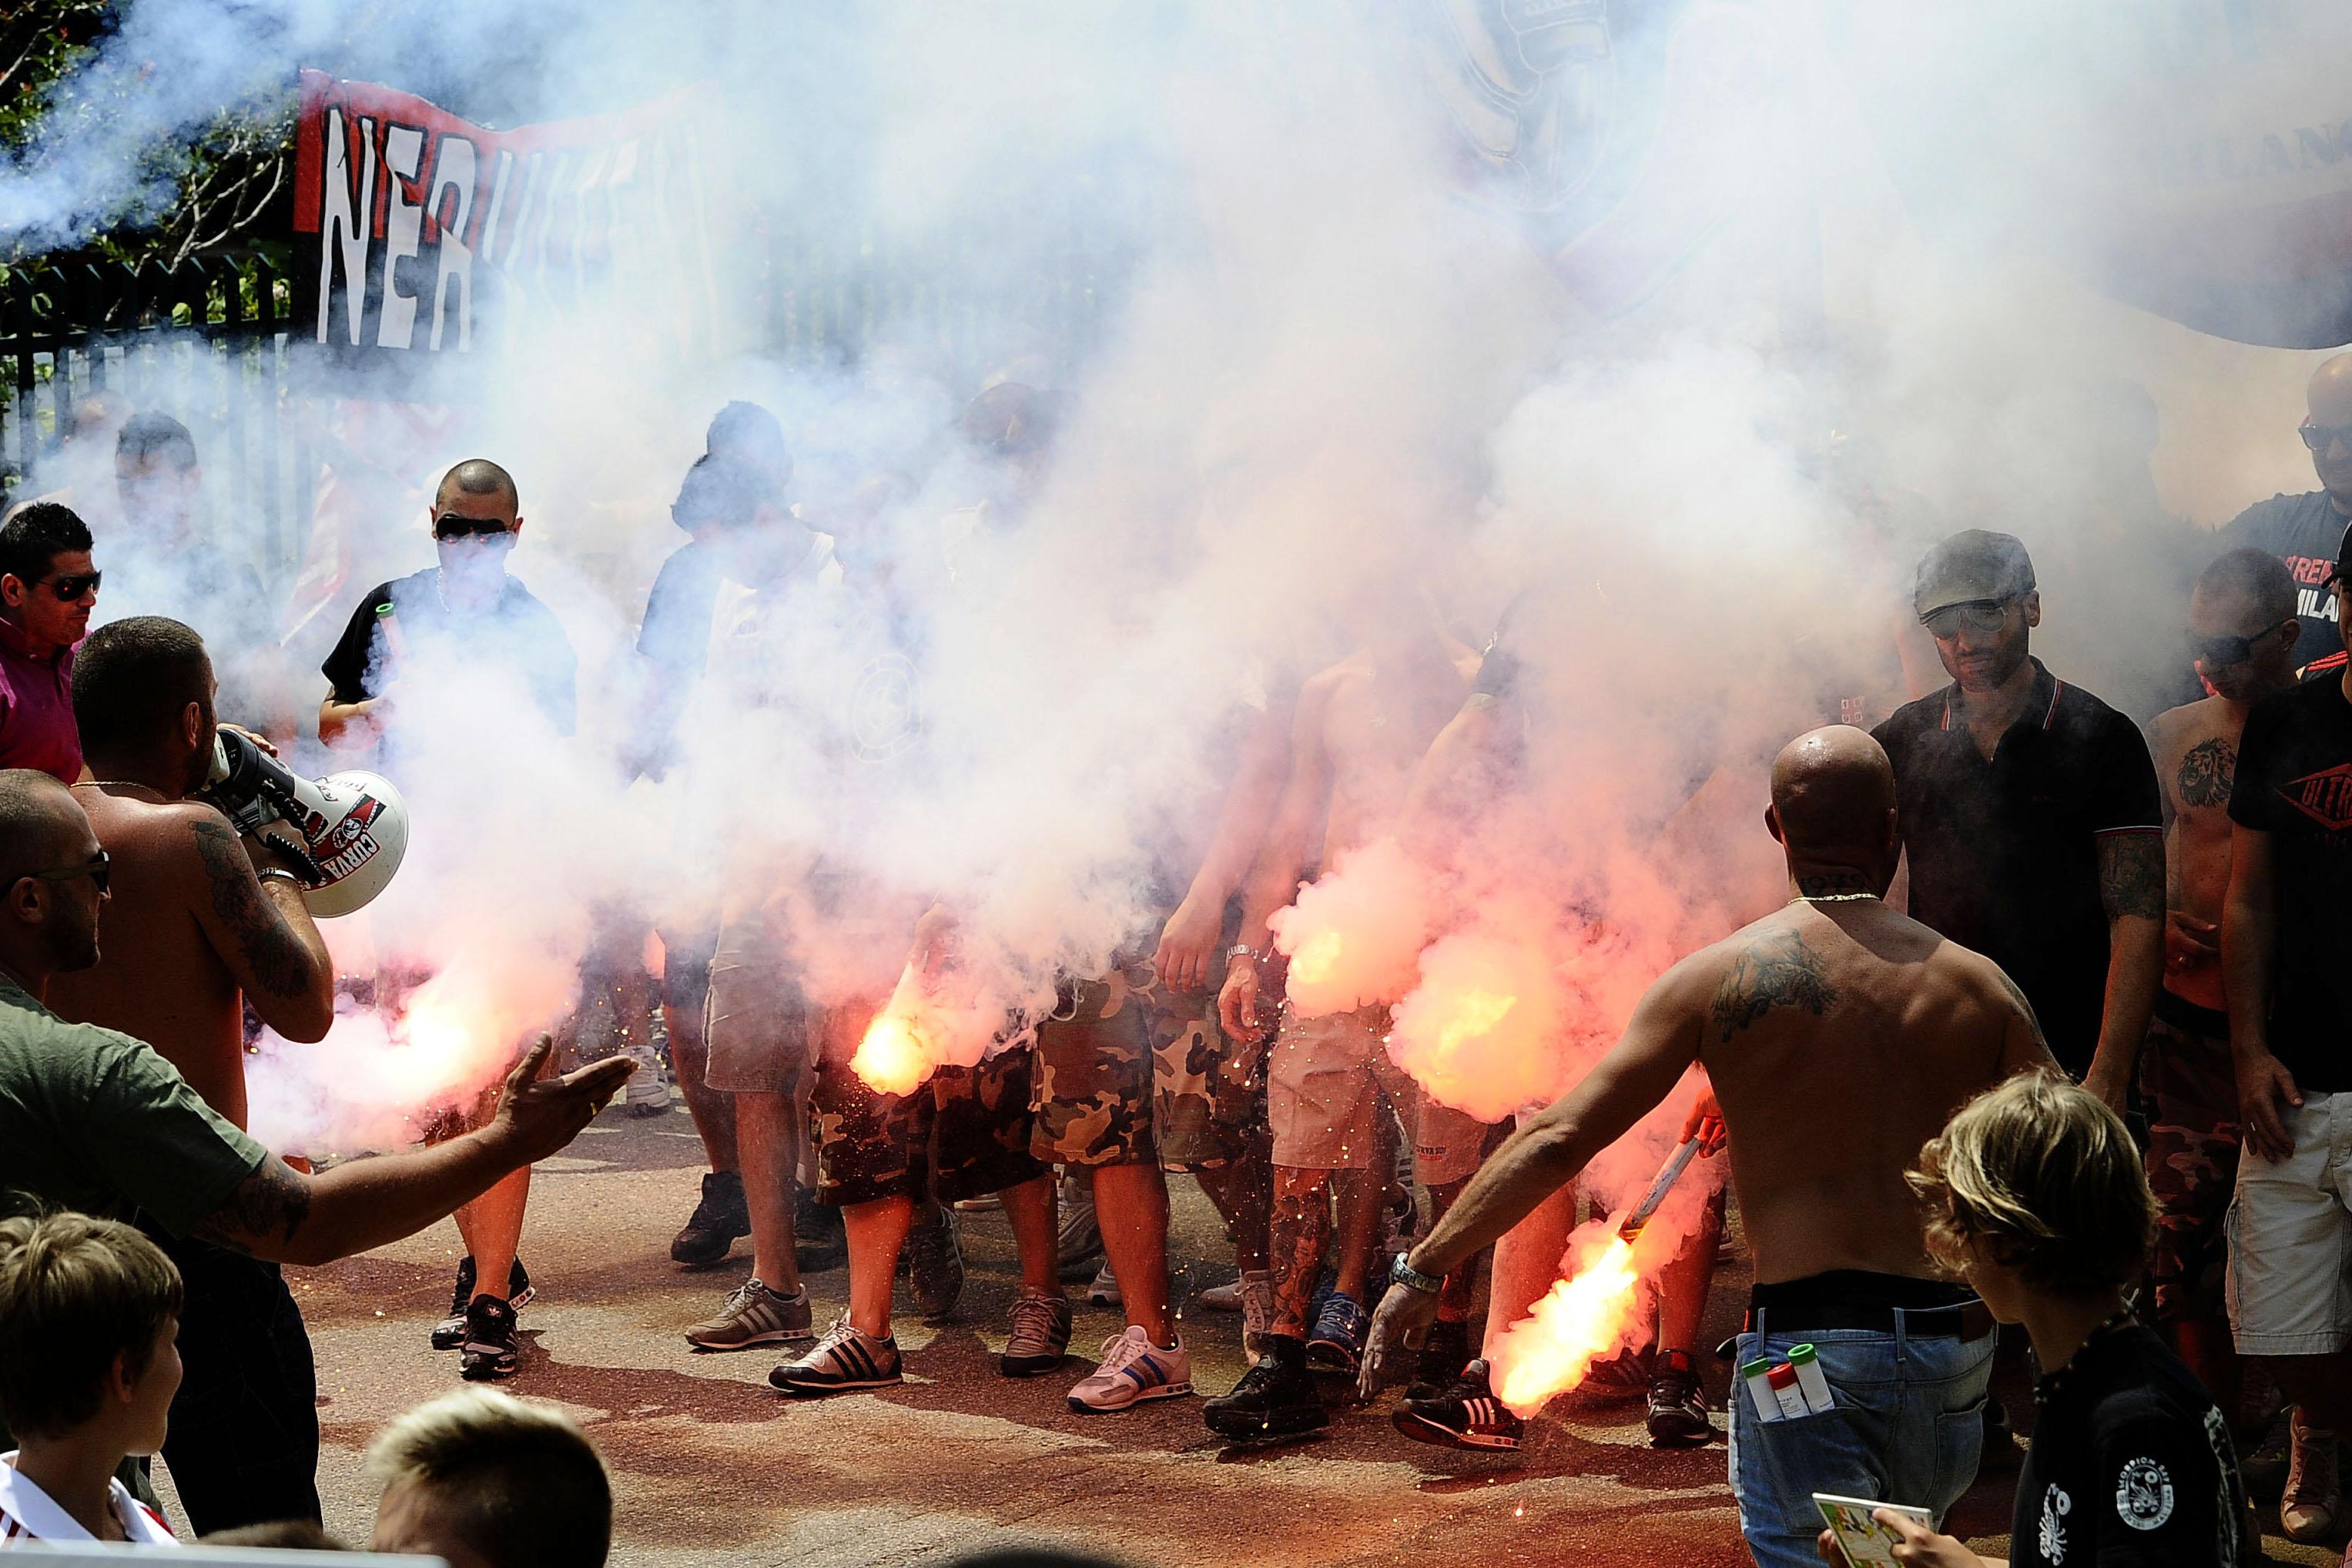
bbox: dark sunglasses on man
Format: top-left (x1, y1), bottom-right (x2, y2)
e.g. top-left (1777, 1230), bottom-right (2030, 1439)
top-left (23, 570), bottom-right (101, 601)
top-left (1919, 596), bottom-right (2017, 640)
top-left (2187, 620), bottom-right (2294, 669)
top-left (432, 514), bottom-right (516, 543)
top-left (27, 850), bottom-right (109, 896)
top-left (2299, 419), bottom-right (2352, 453)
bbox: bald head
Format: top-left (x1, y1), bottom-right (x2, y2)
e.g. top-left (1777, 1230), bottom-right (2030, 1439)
top-left (435, 459), bottom-right (519, 514)
top-left (2311, 354), bottom-right (2352, 424)
top-left (1769, 726), bottom-right (1898, 863)
top-left (0, 771), bottom-right (89, 884)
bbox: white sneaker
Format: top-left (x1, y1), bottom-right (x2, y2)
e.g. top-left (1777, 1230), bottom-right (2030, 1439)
top-left (1067, 1325), bottom-right (1192, 1412)
top-left (1087, 1261), bottom-right (1122, 1308)
top-left (1238, 1269), bottom-right (1275, 1358)
top-left (2285, 1413), bottom-right (2341, 1543)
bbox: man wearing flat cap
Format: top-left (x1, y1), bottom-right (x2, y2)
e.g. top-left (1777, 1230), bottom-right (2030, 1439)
top-left (1873, 530), bottom-right (2164, 1110)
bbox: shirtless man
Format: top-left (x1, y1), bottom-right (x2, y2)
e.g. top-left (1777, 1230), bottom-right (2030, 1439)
top-left (43, 615), bottom-right (337, 1533)
top-left (1365, 726), bottom-right (2050, 1567)
top-left (2140, 549), bottom-right (2303, 1476)
top-left (1202, 598), bottom-right (1485, 1439)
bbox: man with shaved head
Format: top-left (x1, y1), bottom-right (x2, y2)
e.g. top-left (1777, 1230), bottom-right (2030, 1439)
top-left (316, 457), bottom-right (580, 1381)
top-left (1364, 725), bottom-right (2052, 1568)
top-left (2222, 353), bottom-right (2352, 680)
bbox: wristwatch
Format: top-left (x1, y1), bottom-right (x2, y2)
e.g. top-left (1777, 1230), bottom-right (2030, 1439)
top-left (1390, 1251), bottom-right (1443, 1296)
top-left (255, 867), bottom-right (305, 889)
top-left (1227, 943), bottom-right (1262, 964)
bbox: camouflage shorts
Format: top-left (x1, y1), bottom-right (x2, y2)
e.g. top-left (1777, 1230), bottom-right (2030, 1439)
top-left (808, 1004), bottom-right (1045, 1208)
top-left (1030, 972), bottom-right (1157, 1168)
top-left (1149, 982), bottom-right (1263, 1171)
top-left (2141, 993), bottom-right (2242, 1323)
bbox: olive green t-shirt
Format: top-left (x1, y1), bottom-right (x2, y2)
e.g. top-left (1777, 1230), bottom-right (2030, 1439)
top-left (0, 975), bottom-right (267, 1236)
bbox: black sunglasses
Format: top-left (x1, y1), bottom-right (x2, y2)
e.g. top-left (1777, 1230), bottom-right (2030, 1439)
top-left (1920, 597), bottom-right (2019, 639)
top-left (28, 850), bottom-right (109, 896)
top-left (29, 571), bottom-right (100, 600)
top-left (2300, 420), bottom-right (2352, 453)
top-left (2188, 622), bottom-right (2293, 669)
top-left (432, 514), bottom-right (515, 542)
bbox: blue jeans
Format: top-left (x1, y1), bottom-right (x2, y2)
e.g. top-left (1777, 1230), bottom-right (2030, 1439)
top-left (1727, 1305), bottom-right (1995, 1568)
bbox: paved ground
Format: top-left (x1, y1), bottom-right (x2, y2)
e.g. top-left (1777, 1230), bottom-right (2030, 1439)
top-left (149, 1103), bottom-right (2330, 1566)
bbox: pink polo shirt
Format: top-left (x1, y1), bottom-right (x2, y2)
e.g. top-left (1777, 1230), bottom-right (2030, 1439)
top-left (0, 620), bottom-right (81, 784)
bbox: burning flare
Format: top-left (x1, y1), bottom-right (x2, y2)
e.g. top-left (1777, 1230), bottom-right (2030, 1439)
top-left (852, 1007), bottom-right (939, 1096)
top-left (1489, 1221), bottom-right (1647, 1416)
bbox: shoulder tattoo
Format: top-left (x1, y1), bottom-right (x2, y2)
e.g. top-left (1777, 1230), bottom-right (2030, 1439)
top-left (189, 820), bottom-right (313, 1000)
top-left (188, 1158), bottom-right (313, 1255)
top-left (1710, 930), bottom-right (1840, 1040)
top-left (2176, 737), bottom-right (2234, 809)
top-left (2097, 831), bottom-right (2166, 923)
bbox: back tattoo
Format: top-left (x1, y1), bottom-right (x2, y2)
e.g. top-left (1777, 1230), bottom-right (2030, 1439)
top-left (1710, 930), bottom-right (1839, 1039)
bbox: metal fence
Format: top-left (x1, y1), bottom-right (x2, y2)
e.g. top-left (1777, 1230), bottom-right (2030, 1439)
top-left (0, 252), bottom-right (313, 574)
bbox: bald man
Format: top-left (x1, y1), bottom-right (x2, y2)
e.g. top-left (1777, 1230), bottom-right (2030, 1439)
top-left (0, 768), bottom-right (632, 1524)
top-left (1363, 726), bottom-right (2053, 1568)
top-left (2223, 353), bottom-right (2352, 679)
top-left (316, 458), bottom-right (580, 1382)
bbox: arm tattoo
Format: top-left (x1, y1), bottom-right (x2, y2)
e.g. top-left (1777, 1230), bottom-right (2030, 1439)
top-left (2176, 739), bottom-right (2235, 809)
top-left (2097, 832), bottom-right (2166, 922)
top-left (189, 1158), bottom-right (313, 1255)
top-left (1710, 930), bottom-right (1839, 1039)
top-left (190, 820), bottom-right (313, 1000)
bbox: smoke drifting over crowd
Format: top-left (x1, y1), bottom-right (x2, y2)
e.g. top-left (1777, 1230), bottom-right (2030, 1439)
top-left (12, 0), bottom-right (2352, 1409)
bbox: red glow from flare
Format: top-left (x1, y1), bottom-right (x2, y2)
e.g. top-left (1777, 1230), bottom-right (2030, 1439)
top-left (853, 1010), bottom-right (937, 1095)
top-left (1489, 1227), bottom-right (1645, 1416)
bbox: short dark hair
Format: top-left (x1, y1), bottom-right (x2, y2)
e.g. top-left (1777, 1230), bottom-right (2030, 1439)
top-left (0, 502), bottom-right (92, 586)
top-left (961, 382), bottom-right (1057, 457)
top-left (670, 453), bottom-right (776, 534)
top-left (2196, 545), bottom-right (2296, 624)
top-left (436, 458), bottom-right (519, 512)
top-left (72, 616), bottom-right (211, 759)
top-left (203, 1521), bottom-right (349, 1550)
top-left (115, 410), bottom-right (197, 471)
top-left (0, 1210), bottom-right (184, 1440)
top-left (367, 1389), bottom-right (611, 1568)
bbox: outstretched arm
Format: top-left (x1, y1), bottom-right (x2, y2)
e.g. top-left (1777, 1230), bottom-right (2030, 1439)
top-left (188, 1040), bottom-right (635, 1265)
top-left (1217, 676), bottom-right (1335, 1039)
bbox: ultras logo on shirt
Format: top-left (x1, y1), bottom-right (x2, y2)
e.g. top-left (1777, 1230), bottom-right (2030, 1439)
top-left (2281, 763), bottom-right (2352, 830)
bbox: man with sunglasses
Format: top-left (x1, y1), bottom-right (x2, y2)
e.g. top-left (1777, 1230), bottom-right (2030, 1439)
top-left (1871, 530), bottom-right (2165, 1110)
top-left (316, 458), bottom-right (578, 1382)
top-left (0, 504), bottom-right (99, 786)
top-left (2135, 548), bottom-right (2322, 1535)
top-left (317, 458), bottom-right (575, 756)
top-left (2223, 353), bottom-right (2352, 681)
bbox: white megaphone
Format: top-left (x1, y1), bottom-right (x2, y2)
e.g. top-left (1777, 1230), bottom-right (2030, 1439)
top-left (196, 729), bottom-right (410, 916)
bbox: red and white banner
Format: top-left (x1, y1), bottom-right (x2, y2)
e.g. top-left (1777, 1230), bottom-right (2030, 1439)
top-left (290, 70), bottom-right (728, 360)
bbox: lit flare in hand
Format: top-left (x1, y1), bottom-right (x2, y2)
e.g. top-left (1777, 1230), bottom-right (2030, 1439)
top-left (1489, 1222), bottom-right (1645, 1416)
top-left (852, 1008), bottom-right (938, 1095)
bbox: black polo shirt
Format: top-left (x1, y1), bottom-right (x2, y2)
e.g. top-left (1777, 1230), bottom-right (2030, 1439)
top-left (2012, 1319), bottom-right (2253, 1568)
top-left (1872, 659), bottom-right (2161, 1074)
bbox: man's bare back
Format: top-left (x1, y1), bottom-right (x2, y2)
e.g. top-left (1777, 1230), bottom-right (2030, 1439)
top-left (48, 785), bottom-right (330, 1128)
top-left (1304, 642), bottom-right (1478, 863)
top-left (2145, 694), bottom-right (2244, 1012)
top-left (1687, 897), bottom-right (2048, 1282)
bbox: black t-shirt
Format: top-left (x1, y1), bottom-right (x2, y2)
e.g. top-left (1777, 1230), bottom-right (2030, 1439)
top-left (2223, 489), bottom-right (2348, 678)
top-left (2226, 674), bottom-right (2352, 1087)
top-left (320, 568), bottom-right (577, 735)
top-left (2012, 1320), bottom-right (2253, 1568)
top-left (1872, 659), bottom-right (2162, 1074)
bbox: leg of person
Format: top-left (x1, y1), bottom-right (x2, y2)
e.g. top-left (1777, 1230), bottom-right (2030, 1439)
top-left (1388, 1086), bottom-right (1498, 1390)
top-left (1204, 1010), bottom-right (1381, 1438)
top-left (771, 1007), bottom-right (923, 1396)
top-left (146, 1229), bottom-right (323, 1534)
top-left (666, 923), bottom-right (748, 1268)
top-left (685, 933), bottom-right (818, 1350)
top-left (930, 1042), bottom-right (1067, 1377)
top-left (2142, 999), bottom-right (2246, 1417)
top-left (1311, 1013), bottom-right (1416, 1373)
top-left (1647, 1178), bottom-right (1728, 1447)
top-left (456, 1164), bottom-right (530, 1382)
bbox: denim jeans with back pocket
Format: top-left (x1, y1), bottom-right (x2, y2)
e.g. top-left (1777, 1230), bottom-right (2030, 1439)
top-left (1727, 1305), bottom-right (1995, 1568)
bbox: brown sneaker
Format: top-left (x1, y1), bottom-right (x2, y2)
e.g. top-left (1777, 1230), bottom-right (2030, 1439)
top-left (685, 1279), bottom-right (814, 1351)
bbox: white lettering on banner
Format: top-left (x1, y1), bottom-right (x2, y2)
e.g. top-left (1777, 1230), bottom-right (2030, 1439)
top-left (376, 124), bottom-right (426, 350)
top-left (315, 109), bottom-right (376, 347)
top-left (427, 135), bottom-right (477, 352)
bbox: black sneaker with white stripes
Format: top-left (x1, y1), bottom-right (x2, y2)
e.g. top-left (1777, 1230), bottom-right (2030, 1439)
top-left (458, 1295), bottom-right (521, 1382)
top-left (431, 1256), bottom-right (534, 1350)
top-left (1392, 1359), bottom-right (1525, 1452)
top-left (769, 1315), bottom-right (903, 1396)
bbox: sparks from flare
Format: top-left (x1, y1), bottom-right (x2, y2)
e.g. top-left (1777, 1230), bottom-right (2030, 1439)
top-left (1489, 1225), bottom-right (1646, 1416)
